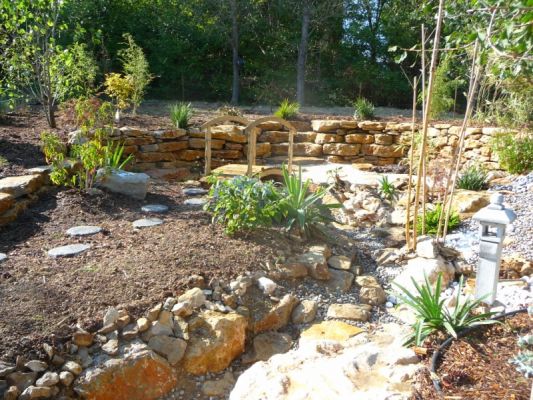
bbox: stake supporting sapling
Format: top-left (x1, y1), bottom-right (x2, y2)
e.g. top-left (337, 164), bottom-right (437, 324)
top-left (405, 75), bottom-right (418, 251)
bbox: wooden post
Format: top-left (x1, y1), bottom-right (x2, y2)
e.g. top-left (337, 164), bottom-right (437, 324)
top-left (288, 128), bottom-right (295, 172)
top-left (205, 127), bottom-right (212, 176)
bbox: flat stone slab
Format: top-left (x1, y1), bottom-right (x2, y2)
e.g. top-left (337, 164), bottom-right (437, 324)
top-left (132, 218), bottom-right (164, 228)
top-left (141, 204), bottom-right (169, 213)
top-left (0, 174), bottom-right (43, 198)
top-left (0, 253), bottom-right (6, 263)
top-left (48, 244), bottom-right (91, 258)
top-left (66, 226), bottom-right (103, 237)
top-left (184, 198), bottom-right (207, 207)
top-left (182, 188), bottom-right (208, 196)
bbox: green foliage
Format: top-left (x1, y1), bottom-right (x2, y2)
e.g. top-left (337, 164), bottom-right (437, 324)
top-left (104, 141), bottom-right (134, 170)
top-left (417, 204), bottom-right (460, 235)
top-left (118, 33), bottom-right (153, 114)
top-left (492, 133), bottom-right (533, 174)
top-left (353, 97), bottom-right (375, 119)
top-left (274, 99), bottom-right (299, 119)
top-left (58, 43), bottom-right (99, 100)
top-left (104, 73), bottom-right (134, 111)
top-left (456, 165), bottom-right (488, 191)
top-left (170, 102), bottom-right (193, 128)
top-left (40, 132), bottom-right (69, 186)
top-left (278, 165), bottom-right (340, 238)
top-left (394, 274), bottom-right (498, 346)
top-left (510, 333), bottom-right (533, 378)
top-left (378, 176), bottom-right (397, 201)
top-left (204, 175), bottom-right (282, 235)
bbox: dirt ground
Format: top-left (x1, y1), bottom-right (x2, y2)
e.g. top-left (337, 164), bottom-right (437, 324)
top-left (0, 182), bottom-right (302, 361)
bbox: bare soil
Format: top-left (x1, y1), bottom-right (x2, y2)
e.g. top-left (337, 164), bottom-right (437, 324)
top-left (0, 182), bottom-right (301, 361)
top-left (414, 312), bottom-right (533, 400)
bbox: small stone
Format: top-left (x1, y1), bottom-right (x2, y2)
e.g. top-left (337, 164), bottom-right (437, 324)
top-left (256, 277), bottom-right (277, 295)
top-left (141, 204), bottom-right (169, 213)
top-left (42, 344), bottom-right (53, 360)
top-left (47, 244), bottom-right (91, 258)
top-left (359, 285), bottom-right (387, 306)
top-left (291, 300), bottom-right (318, 324)
top-left (66, 225), bottom-right (102, 237)
top-left (136, 317), bottom-right (150, 332)
top-left (148, 336), bottom-right (187, 366)
top-left (178, 288), bottom-right (206, 309)
top-left (72, 331), bottom-right (93, 347)
top-left (252, 332), bottom-right (292, 362)
top-left (416, 236), bottom-right (438, 259)
top-left (163, 297), bottom-right (177, 311)
top-left (132, 218), bottom-right (163, 229)
top-left (355, 275), bottom-right (380, 287)
top-left (324, 269), bottom-right (354, 293)
top-left (3, 386), bottom-right (19, 400)
top-left (116, 314), bottom-right (130, 328)
top-left (62, 361), bottom-right (82, 376)
top-left (222, 294), bottom-right (238, 309)
top-left (201, 371), bottom-right (235, 397)
top-left (103, 307), bottom-right (119, 326)
top-left (19, 385), bottom-right (53, 399)
top-left (386, 301), bottom-right (394, 308)
top-left (183, 188), bottom-right (207, 196)
top-left (326, 304), bottom-right (372, 321)
top-left (327, 255), bottom-right (352, 271)
top-left (172, 302), bottom-right (194, 317)
top-left (59, 371), bottom-right (74, 386)
top-left (6, 372), bottom-right (37, 392)
top-left (98, 323), bottom-right (116, 335)
top-left (23, 361), bottom-right (47, 373)
top-left (0, 361), bottom-right (16, 378)
top-left (35, 372), bottom-right (59, 387)
top-left (101, 339), bottom-right (119, 356)
top-left (121, 324), bottom-right (139, 340)
top-left (0, 253), bottom-right (7, 263)
top-left (184, 198), bottom-right (207, 206)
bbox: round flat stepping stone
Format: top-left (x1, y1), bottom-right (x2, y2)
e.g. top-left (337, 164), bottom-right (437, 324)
top-left (183, 188), bottom-right (208, 196)
top-left (141, 204), bottom-right (169, 213)
top-left (48, 244), bottom-right (91, 258)
top-left (184, 198), bottom-right (208, 207)
top-left (132, 218), bottom-right (164, 229)
top-left (66, 226), bottom-right (102, 237)
top-left (0, 253), bottom-right (7, 263)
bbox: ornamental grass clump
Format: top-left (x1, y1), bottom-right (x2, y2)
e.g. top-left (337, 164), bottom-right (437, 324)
top-left (456, 165), bottom-right (488, 191)
top-left (170, 102), bottom-right (193, 128)
top-left (353, 97), bottom-right (375, 119)
top-left (378, 176), bottom-right (397, 201)
top-left (274, 99), bottom-right (299, 119)
top-left (417, 203), bottom-right (460, 235)
top-left (394, 274), bottom-right (498, 346)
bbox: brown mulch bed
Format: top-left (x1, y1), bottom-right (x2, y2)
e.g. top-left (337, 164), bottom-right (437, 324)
top-left (0, 182), bottom-right (302, 361)
top-left (414, 313), bottom-right (533, 400)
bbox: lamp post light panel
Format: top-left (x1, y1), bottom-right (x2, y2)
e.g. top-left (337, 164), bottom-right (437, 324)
top-left (472, 193), bottom-right (517, 305)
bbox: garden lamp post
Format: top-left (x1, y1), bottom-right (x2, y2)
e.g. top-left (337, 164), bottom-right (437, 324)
top-left (472, 193), bottom-right (516, 305)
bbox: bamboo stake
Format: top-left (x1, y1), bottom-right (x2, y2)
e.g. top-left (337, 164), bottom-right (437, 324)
top-left (412, 0), bottom-right (445, 250)
top-left (420, 25), bottom-right (427, 236)
top-left (405, 75), bottom-right (418, 250)
top-left (436, 41), bottom-right (480, 240)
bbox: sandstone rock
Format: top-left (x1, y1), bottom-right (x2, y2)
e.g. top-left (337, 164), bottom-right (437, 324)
top-left (35, 372), bottom-right (59, 387)
top-left (270, 262), bottom-right (308, 279)
top-left (311, 120), bottom-right (341, 132)
top-left (122, 324), bottom-right (139, 341)
top-left (62, 361), bottom-right (82, 376)
top-left (294, 249), bottom-right (330, 280)
top-left (136, 317), bottom-right (150, 333)
top-left (178, 287), bottom-right (206, 309)
top-left (291, 299), bottom-right (318, 324)
top-left (359, 286), bottom-right (386, 306)
top-left (75, 346), bottom-right (177, 400)
top-left (189, 137), bottom-right (225, 150)
top-left (300, 321), bottom-right (364, 343)
top-left (183, 311), bottom-right (247, 375)
top-left (326, 304), bottom-right (371, 321)
top-left (452, 190), bottom-right (491, 214)
top-left (251, 332), bottom-right (293, 362)
top-left (251, 294), bottom-right (299, 334)
top-left (0, 193), bottom-right (15, 214)
top-left (392, 256), bottom-right (455, 294)
top-left (416, 236), bottom-right (438, 259)
top-left (222, 293), bottom-right (238, 309)
top-left (96, 169), bottom-right (149, 200)
top-left (0, 361), bottom-right (16, 378)
top-left (355, 275), bottom-right (380, 288)
top-left (19, 385), bottom-right (53, 399)
top-left (327, 255), bottom-right (352, 271)
top-left (501, 254), bottom-right (533, 278)
top-left (171, 301), bottom-right (193, 317)
top-left (345, 134), bottom-right (374, 144)
top-left (295, 132), bottom-right (317, 143)
top-left (358, 121), bottom-right (385, 131)
top-left (258, 131), bottom-right (289, 143)
top-left (244, 142), bottom-right (271, 157)
top-left (314, 133), bottom-right (339, 144)
top-left (3, 386), bottom-right (19, 400)
top-left (0, 174), bottom-right (43, 198)
top-left (375, 134), bottom-right (393, 145)
top-left (59, 371), bottom-right (74, 386)
top-left (6, 372), bottom-right (37, 392)
top-left (202, 371), bottom-right (236, 397)
top-left (73, 331), bottom-right (93, 347)
top-left (24, 361), bottom-right (47, 373)
top-left (323, 143), bottom-right (360, 156)
top-left (148, 336), bottom-right (187, 366)
top-left (324, 269), bottom-right (354, 293)
top-left (146, 303), bottom-right (162, 321)
top-left (102, 339), bottom-right (119, 356)
top-left (362, 144), bottom-right (404, 158)
top-left (211, 125), bottom-right (247, 143)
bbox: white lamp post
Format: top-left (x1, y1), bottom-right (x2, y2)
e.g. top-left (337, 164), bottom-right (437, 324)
top-left (472, 193), bottom-right (516, 305)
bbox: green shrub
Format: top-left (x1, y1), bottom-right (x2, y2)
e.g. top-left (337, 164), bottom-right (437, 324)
top-left (353, 97), bottom-right (375, 119)
top-left (417, 203), bottom-right (460, 235)
top-left (104, 141), bottom-right (134, 170)
top-left (204, 175), bottom-right (282, 235)
top-left (378, 176), bottom-right (397, 201)
top-left (456, 165), bottom-right (488, 191)
top-left (492, 133), bottom-right (533, 174)
top-left (278, 165), bottom-right (340, 238)
top-left (274, 99), bottom-right (299, 119)
top-left (41, 132), bottom-right (69, 186)
top-left (394, 274), bottom-right (497, 346)
top-left (170, 102), bottom-right (193, 128)
top-left (104, 73), bottom-right (134, 111)
top-left (423, 55), bottom-right (463, 119)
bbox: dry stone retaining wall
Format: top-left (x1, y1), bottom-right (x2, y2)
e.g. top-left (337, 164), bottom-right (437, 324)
top-left (114, 120), bottom-right (507, 179)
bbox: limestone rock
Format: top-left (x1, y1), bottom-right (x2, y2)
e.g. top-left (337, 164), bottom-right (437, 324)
top-left (19, 385), bottom-right (53, 399)
top-left (59, 371), bottom-right (74, 386)
top-left (183, 311), bottom-right (247, 375)
top-left (62, 361), bottom-right (82, 376)
top-left (132, 218), bottom-right (163, 228)
top-left (96, 169), bottom-right (149, 200)
top-left (392, 256), bottom-right (455, 293)
top-left (415, 236), bottom-right (438, 259)
top-left (178, 287), bottom-right (206, 308)
top-left (300, 321), bottom-right (364, 343)
top-left (35, 372), bottom-right (59, 387)
top-left (148, 336), bottom-right (187, 366)
top-left (257, 277), bottom-right (277, 295)
top-left (75, 346), bottom-right (177, 400)
top-left (326, 304), bottom-right (372, 321)
top-left (251, 294), bottom-right (299, 334)
top-left (103, 307), bottom-right (120, 326)
top-left (66, 225), bottom-right (102, 237)
top-left (291, 300), bottom-right (318, 324)
top-left (324, 269), bottom-right (354, 293)
top-left (24, 361), bottom-right (47, 373)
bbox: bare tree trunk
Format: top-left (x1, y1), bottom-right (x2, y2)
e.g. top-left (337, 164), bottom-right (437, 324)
top-left (296, 0), bottom-right (310, 105)
top-left (45, 101), bottom-right (56, 128)
top-left (230, 0), bottom-right (239, 105)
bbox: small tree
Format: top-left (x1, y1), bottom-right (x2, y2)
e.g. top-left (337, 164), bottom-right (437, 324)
top-left (118, 33), bottom-right (153, 115)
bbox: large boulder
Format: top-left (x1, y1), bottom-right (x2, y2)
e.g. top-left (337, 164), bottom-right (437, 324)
top-left (451, 190), bottom-right (491, 215)
top-left (96, 169), bottom-right (149, 200)
top-left (392, 256), bottom-right (455, 294)
top-left (74, 342), bottom-right (177, 400)
top-left (183, 311), bottom-right (247, 375)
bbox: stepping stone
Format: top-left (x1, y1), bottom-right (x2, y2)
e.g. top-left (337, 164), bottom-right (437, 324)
top-left (132, 218), bottom-right (164, 229)
top-left (0, 253), bottom-right (6, 263)
top-left (184, 198), bottom-right (207, 207)
top-left (183, 188), bottom-right (207, 196)
top-left (48, 244), bottom-right (91, 258)
top-left (66, 226), bottom-right (102, 237)
top-left (141, 204), bottom-right (169, 214)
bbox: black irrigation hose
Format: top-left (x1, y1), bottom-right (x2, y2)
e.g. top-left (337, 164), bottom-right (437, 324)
top-left (430, 307), bottom-right (528, 394)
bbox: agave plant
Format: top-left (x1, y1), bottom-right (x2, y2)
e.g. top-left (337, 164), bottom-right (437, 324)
top-left (278, 165), bottom-right (340, 238)
top-left (394, 274), bottom-right (498, 346)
